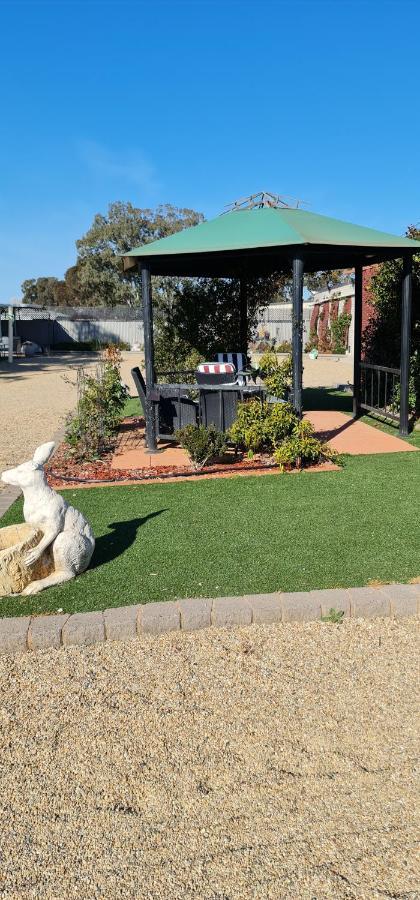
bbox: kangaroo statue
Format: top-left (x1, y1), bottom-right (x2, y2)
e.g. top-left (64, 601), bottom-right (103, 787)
top-left (1, 442), bottom-right (95, 595)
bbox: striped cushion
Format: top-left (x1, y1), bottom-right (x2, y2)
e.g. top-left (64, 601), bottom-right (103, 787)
top-left (197, 362), bottom-right (236, 375)
top-left (214, 352), bottom-right (247, 372)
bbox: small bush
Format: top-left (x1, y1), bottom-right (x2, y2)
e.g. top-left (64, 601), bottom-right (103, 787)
top-left (259, 351), bottom-right (292, 400)
top-left (65, 346), bottom-right (128, 461)
top-left (229, 399), bottom-right (297, 453)
top-left (273, 420), bottom-right (340, 470)
top-left (176, 424), bottom-right (227, 468)
top-left (275, 340), bottom-right (292, 353)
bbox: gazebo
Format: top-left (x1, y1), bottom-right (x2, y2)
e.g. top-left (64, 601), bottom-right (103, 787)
top-left (123, 192), bottom-right (420, 450)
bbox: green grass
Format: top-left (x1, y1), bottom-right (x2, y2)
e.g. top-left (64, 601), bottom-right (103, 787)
top-left (123, 396), bottom-right (142, 417)
top-left (1, 449), bottom-right (419, 618)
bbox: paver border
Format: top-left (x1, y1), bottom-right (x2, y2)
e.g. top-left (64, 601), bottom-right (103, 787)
top-left (0, 583), bottom-right (418, 656)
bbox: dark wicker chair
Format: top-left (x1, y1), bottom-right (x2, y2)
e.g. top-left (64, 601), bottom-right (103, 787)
top-left (131, 367), bottom-right (198, 440)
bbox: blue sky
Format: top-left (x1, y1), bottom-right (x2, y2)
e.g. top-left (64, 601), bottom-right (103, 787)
top-left (1, 0), bottom-right (419, 300)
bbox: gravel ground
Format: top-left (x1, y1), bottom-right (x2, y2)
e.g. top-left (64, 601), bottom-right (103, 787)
top-left (0, 617), bottom-right (418, 899)
top-left (0, 352), bottom-right (144, 486)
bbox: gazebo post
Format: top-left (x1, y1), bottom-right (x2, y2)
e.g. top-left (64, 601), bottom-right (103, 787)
top-left (352, 264), bottom-right (363, 417)
top-left (292, 252), bottom-right (305, 416)
top-left (239, 278), bottom-right (248, 357)
top-left (399, 254), bottom-right (413, 436)
top-left (140, 261), bottom-right (157, 452)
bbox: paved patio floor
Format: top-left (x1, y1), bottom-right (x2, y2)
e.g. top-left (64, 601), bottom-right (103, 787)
top-left (111, 410), bottom-right (416, 472)
top-left (306, 411), bottom-right (417, 455)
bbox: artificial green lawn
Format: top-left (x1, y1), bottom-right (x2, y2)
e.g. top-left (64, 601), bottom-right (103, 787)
top-left (1, 447), bottom-right (419, 618)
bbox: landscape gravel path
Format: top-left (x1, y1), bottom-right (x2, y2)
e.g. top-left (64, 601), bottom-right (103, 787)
top-left (0, 617), bottom-right (418, 899)
top-left (0, 352), bottom-right (144, 487)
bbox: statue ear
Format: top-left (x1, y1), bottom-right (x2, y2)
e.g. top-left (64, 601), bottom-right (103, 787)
top-left (32, 442), bottom-right (55, 466)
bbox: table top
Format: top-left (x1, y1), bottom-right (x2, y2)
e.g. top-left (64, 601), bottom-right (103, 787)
top-left (156, 382), bottom-right (265, 393)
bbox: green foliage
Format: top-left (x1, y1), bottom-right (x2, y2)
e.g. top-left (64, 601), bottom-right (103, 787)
top-left (275, 340), bottom-right (292, 353)
top-left (229, 400), bottom-right (297, 453)
top-left (330, 311), bottom-right (351, 354)
top-left (175, 424), bottom-right (227, 468)
top-left (22, 202), bottom-right (203, 308)
top-left (305, 270), bottom-right (347, 294)
top-left (321, 608), bottom-right (345, 624)
top-left (273, 420), bottom-right (340, 470)
top-left (258, 351), bottom-right (292, 399)
top-left (363, 226), bottom-right (420, 415)
top-left (65, 348), bottom-right (128, 460)
top-left (154, 274), bottom-right (287, 373)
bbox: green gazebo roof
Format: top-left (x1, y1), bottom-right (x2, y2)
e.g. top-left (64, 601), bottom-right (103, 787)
top-left (123, 206), bottom-right (420, 277)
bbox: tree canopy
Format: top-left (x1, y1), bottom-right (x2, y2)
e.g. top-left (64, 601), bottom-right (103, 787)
top-left (22, 202), bottom-right (203, 307)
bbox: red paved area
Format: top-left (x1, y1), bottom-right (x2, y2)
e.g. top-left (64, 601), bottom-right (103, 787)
top-left (306, 411), bottom-right (417, 455)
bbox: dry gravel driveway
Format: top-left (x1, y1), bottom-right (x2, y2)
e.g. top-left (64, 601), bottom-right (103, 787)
top-left (0, 617), bottom-right (418, 899)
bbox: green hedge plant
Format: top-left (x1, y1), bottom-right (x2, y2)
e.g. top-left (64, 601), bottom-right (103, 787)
top-left (175, 424), bottom-right (227, 468)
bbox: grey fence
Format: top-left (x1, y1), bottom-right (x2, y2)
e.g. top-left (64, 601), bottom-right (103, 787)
top-left (9, 306), bottom-right (144, 349)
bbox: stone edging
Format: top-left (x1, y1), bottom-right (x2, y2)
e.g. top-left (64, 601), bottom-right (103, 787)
top-left (0, 583), bottom-right (419, 655)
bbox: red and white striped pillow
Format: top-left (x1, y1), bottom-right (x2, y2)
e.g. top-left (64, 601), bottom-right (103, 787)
top-left (197, 362), bottom-right (236, 375)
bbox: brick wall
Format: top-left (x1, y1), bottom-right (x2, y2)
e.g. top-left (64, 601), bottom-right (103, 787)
top-left (362, 265), bottom-right (379, 333)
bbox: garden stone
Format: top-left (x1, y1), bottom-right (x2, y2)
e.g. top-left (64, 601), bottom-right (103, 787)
top-left (178, 598), bottom-right (212, 631)
top-left (309, 588), bottom-right (351, 618)
top-left (139, 602), bottom-right (180, 635)
top-left (245, 593), bottom-right (283, 624)
top-left (211, 596), bottom-right (252, 628)
top-left (62, 612), bottom-right (105, 647)
top-left (104, 605), bottom-right (140, 642)
top-left (377, 583), bottom-right (420, 618)
top-left (347, 587), bottom-right (391, 618)
top-left (28, 614), bottom-right (69, 650)
top-left (0, 616), bottom-right (30, 654)
top-left (282, 592), bottom-right (322, 622)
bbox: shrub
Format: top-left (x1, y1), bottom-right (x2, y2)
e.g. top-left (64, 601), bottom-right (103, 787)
top-left (273, 420), bottom-right (340, 470)
top-left (258, 351), bottom-right (292, 400)
top-left (229, 399), bottom-right (297, 453)
top-left (65, 346), bottom-right (129, 461)
top-left (275, 340), bottom-right (292, 353)
top-left (175, 424), bottom-right (227, 468)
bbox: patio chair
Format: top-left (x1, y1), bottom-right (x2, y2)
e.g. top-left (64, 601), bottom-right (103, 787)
top-left (131, 367), bottom-right (198, 440)
top-left (213, 352), bottom-right (253, 385)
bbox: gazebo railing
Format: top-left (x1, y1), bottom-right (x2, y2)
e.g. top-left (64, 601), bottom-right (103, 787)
top-left (359, 362), bottom-right (401, 422)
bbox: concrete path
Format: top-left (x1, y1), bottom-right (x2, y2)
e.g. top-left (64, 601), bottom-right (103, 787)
top-left (307, 410), bottom-right (417, 455)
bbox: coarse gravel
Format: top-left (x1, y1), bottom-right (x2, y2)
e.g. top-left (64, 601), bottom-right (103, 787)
top-left (0, 617), bottom-right (418, 899)
top-left (0, 352), bottom-right (145, 486)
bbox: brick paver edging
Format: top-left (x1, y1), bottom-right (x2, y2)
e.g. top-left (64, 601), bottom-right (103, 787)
top-left (0, 583), bottom-right (419, 655)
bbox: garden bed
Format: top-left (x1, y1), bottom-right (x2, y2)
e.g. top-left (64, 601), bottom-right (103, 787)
top-left (46, 416), bottom-right (340, 488)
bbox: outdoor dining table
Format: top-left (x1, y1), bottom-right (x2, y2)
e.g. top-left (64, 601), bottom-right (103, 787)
top-left (154, 381), bottom-right (266, 433)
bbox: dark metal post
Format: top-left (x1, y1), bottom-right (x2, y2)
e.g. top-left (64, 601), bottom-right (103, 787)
top-left (353, 264), bottom-right (363, 417)
top-left (399, 254), bottom-right (412, 436)
top-left (292, 253), bottom-right (304, 416)
top-left (140, 262), bottom-right (157, 451)
top-left (239, 278), bottom-right (248, 357)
